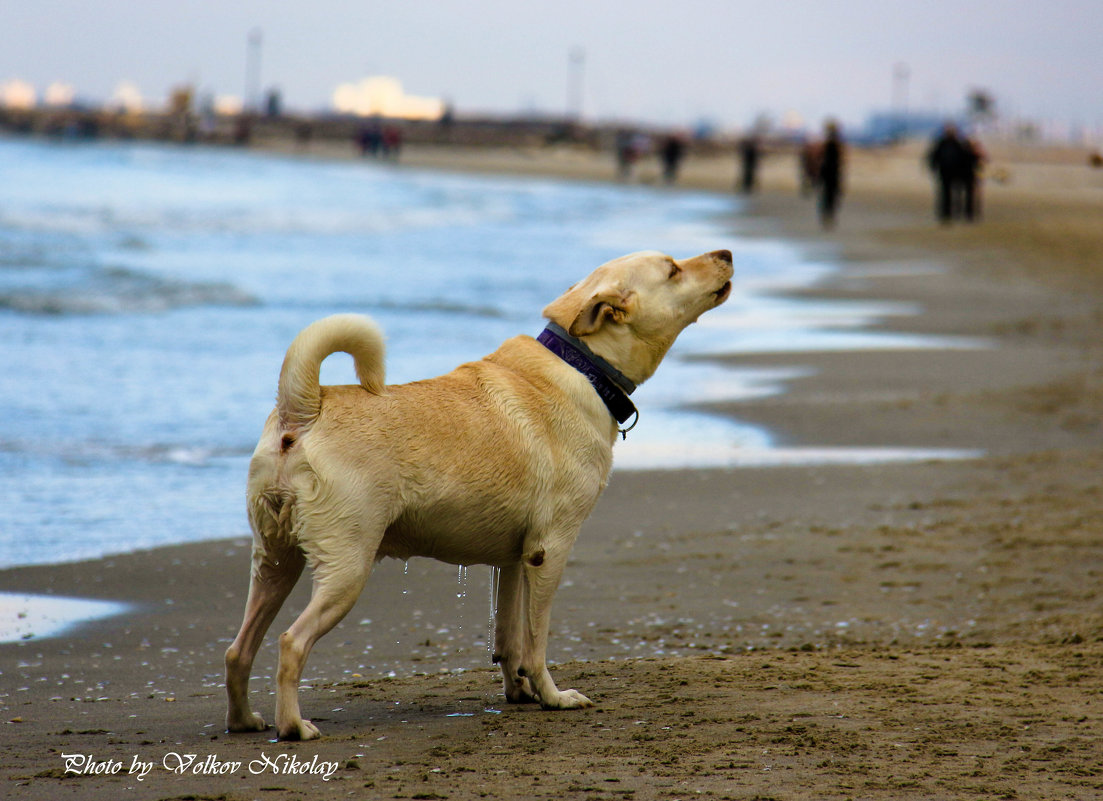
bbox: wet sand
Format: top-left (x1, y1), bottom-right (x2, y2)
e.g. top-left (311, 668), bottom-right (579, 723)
top-left (3, 141), bottom-right (1103, 799)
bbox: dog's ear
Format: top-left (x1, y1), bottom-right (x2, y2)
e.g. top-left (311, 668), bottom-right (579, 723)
top-left (570, 292), bottom-right (630, 336)
top-left (545, 290), bottom-right (630, 337)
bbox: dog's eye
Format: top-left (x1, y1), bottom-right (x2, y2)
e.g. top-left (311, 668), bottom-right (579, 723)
top-left (668, 262), bottom-right (681, 278)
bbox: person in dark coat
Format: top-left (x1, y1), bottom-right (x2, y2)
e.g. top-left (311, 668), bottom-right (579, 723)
top-left (737, 134), bottom-right (760, 193)
top-left (817, 120), bottom-right (844, 228)
top-left (660, 134), bottom-right (687, 184)
top-left (927, 123), bottom-right (971, 223)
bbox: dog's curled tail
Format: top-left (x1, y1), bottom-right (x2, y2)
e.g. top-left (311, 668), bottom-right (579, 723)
top-left (277, 313), bottom-right (386, 429)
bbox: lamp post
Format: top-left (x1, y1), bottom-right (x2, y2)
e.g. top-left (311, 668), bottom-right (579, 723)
top-left (892, 62), bottom-right (910, 137)
top-left (568, 46), bottom-right (586, 121)
top-left (246, 27), bottom-right (263, 113)
top-left (893, 63), bottom-right (911, 111)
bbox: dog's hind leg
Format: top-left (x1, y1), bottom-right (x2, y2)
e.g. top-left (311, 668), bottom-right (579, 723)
top-left (274, 548), bottom-right (371, 741)
top-left (493, 562), bottom-right (537, 703)
top-left (225, 544), bottom-right (305, 733)
top-left (520, 538), bottom-right (594, 710)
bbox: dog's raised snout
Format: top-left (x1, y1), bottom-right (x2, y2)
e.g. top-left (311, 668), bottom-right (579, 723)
top-left (711, 249), bottom-right (733, 264)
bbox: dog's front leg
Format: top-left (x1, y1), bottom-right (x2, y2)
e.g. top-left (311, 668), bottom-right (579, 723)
top-left (493, 563), bottom-right (537, 703)
top-left (520, 541), bottom-right (594, 710)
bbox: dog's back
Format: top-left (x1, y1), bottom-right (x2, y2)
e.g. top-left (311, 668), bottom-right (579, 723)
top-left (247, 319), bottom-right (615, 569)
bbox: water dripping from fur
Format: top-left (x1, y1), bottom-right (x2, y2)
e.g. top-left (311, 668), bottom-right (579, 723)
top-left (456, 565), bottom-right (468, 640)
top-left (487, 566), bottom-right (500, 660)
top-left (395, 560), bottom-right (410, 650)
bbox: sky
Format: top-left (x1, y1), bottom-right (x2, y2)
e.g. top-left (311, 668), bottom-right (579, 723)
top-left (2, 0), bottom-right (1100, 132)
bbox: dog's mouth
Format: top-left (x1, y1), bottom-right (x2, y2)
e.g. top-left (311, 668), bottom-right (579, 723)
top-left (713, 281), bottom-right (732, 304)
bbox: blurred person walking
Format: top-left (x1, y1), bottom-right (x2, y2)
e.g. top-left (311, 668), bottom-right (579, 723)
top-left (817, 120), bottom-right (844, 229)
top-left (927, 122), bottom-right (972, 223)
top-left (615, 129), bottom-right (641, 181)
top-left (737, 134), bottom-right (760, 193)
top-left (660, 134), bottom-right (687, 184)
top-left (798, 136), bottom-right (821, 197)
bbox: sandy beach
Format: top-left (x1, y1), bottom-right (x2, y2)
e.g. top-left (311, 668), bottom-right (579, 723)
top-left (3, 138), bottom-right (1103, 800)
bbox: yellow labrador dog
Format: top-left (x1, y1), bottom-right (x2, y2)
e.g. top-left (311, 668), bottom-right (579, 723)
top-left (225, 249), bottom-right (733, 740)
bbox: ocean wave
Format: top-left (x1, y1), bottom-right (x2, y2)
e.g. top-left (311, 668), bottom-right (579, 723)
top-left (0, 228), bottom-right (89, 271)
top-left (0, 266), bottom-right (257, 315)
top-left (372, 297), bottom-right (507, 319)
top-left (0, 438), bottom-right (252, 467)
top-left (0, 200), bottom-right (506, 241)
top-left (119, 443), bottom-right (252, 466)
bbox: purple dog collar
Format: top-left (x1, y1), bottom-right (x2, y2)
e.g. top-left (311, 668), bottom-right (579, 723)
top-left (537, 323), bottom-right (639, 438)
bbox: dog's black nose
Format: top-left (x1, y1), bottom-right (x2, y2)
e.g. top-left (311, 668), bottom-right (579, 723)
top-left (711, 249), bottom-right (732, 264)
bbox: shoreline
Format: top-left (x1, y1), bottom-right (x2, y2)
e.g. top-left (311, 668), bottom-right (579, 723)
top-left (4, 142), bottom-right (1103, 799)
top-left (0, 137), bottom-right (993, 577)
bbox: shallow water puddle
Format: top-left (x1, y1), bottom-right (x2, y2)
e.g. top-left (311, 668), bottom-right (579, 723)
top-left (0, 592), bottom-right (128, 643)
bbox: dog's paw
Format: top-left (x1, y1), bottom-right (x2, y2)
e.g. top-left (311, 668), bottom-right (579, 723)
top-left (505, 685), bottom-right (539, 704)
top-left (226, 712), bottom-right (268, 733)
top-left (504, 673), bottom-right (538, 704)
top-left (277, 718), bottom-right (322, 741)
top-left (540, 688), bottom-right (594, 710)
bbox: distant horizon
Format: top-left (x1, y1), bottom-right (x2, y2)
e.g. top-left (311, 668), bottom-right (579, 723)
top-left (0, 91), bottom-right (1017, 146)
top-left (2, 1), bottom-right (1100, 136)
top-left (1, 86), bottom-right (1087, 147)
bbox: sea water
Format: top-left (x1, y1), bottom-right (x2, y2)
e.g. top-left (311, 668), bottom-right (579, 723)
top-left (0, 137), bottom-right (978, 575)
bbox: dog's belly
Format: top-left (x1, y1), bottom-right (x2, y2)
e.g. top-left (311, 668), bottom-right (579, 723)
top-left (375, 502), bottom-right (528, 568)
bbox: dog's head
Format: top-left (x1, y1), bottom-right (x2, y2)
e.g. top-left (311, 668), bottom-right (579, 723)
top-left (543, 249), bottom-right (733, 384)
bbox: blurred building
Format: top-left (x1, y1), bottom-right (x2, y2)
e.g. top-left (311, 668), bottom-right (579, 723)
top-left (332, 76), bottom-right (445, 121)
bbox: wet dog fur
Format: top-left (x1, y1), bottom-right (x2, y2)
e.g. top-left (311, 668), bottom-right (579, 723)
top-left (224, 249), bottom-right (733, 740)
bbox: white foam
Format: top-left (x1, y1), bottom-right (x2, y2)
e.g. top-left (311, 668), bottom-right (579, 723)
top-left (616, 443), bottom-right (984, 471)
